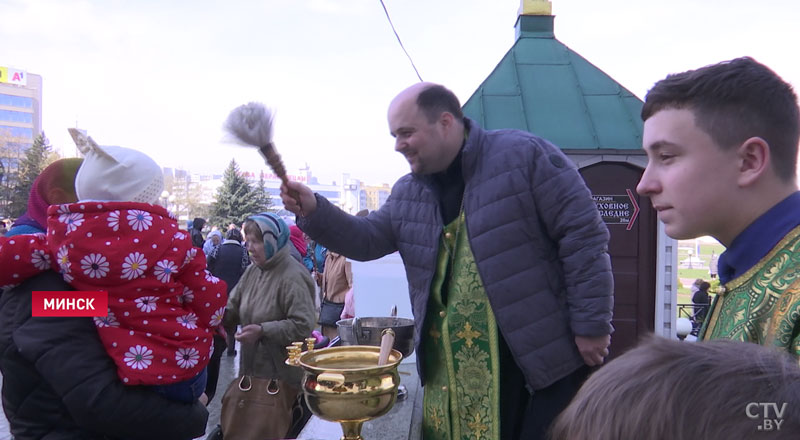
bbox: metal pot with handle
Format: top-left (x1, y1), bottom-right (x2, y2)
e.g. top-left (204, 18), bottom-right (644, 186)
top-left (336, 316), bottom-right (415, 357)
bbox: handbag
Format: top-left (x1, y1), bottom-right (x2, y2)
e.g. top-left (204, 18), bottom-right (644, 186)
top-left (220, 343), bottom-right (301, 440)
top-left (319, 298), bottom-right (345, 326)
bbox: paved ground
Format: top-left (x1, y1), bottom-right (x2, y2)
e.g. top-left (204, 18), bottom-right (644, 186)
top-left (679, 277), bottom-right (696, 289)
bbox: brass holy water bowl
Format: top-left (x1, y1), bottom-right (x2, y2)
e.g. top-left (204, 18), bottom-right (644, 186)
top-left (286, 340), bottom-right (403, 440)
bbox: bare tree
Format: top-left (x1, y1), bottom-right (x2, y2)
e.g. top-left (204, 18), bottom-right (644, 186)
top-left (163, 171), bottom-right (210, 228)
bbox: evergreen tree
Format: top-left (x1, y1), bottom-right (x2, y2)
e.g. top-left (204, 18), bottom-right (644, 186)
top-left (0, 155), bottom-right (8, 218)
top-left (0, 128), bottom-right (25, 218)
top-left (210, 159), bottom-right (259, 228)
top-left (9, 133), bottom-right (53, 217)
top-left (252, 171), bottom-right (273, 213)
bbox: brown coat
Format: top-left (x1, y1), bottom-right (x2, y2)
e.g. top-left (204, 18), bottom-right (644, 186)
top-left (322, 251), bottom-right (352, 304)
top-left (223, 246), bottom-right (316, 386)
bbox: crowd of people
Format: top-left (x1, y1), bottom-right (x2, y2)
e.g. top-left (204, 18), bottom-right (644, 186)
top-left (1, 55), bottom-right (799, 439)
top-left (0, 132), bottom-right (326, 439)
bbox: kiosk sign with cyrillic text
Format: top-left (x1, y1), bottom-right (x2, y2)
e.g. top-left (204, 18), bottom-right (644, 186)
top-left (32, 291), bottom-right (108, 317)
top-left (592, 189), bottom-right (640, 230)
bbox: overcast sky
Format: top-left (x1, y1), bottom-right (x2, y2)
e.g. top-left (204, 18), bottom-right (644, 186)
top-left (2, 0), bottom-right (798, 185)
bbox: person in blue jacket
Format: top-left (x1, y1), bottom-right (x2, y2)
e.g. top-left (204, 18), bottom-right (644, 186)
top-left (281, 82), bottom-right (613, 440)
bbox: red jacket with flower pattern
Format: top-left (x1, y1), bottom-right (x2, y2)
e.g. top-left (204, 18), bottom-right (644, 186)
top-left (0, 201), bottom-right (228, 386)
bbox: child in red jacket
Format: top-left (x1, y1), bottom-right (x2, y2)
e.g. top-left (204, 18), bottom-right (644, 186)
top-left (0, 130), bottom-right (227, 403)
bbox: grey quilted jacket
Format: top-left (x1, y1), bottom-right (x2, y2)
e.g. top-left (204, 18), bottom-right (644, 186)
top-left (298, 118), bottom-right (613, 390)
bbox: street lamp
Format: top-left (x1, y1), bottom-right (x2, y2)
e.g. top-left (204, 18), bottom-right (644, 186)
top-left (167, 194), bottom-right (176, 214)
top-left (676, 317), bottom-right (693, 341)
top-left (160, 190), bottom-right (171, 210)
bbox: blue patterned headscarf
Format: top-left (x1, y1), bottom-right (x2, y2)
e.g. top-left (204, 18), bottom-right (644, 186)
top-left (247, 212), bottom-right (289, 260)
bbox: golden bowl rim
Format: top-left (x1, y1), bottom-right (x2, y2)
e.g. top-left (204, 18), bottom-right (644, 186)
top-left (297, 345), bottom-right (403, 374)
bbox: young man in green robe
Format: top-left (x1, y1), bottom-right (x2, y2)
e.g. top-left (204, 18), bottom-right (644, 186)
top-left (637, 57), bottom-right (800, 355)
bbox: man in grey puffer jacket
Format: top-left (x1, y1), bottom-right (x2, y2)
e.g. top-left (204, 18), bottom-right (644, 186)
top-left (281, 83), bottom-right (613, 440)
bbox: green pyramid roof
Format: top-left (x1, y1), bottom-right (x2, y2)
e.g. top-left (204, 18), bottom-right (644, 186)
top-left (463, 15), bottom-right (643, 150)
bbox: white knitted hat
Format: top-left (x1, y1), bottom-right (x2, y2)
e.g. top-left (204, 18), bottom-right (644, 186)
top-left (69, 128), bottom-right (164, 204)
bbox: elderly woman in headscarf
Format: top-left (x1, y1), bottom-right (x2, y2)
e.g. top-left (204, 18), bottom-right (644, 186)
top-left (6, 158), bottom-right (82, 237)
top-left (222, 212), bottom-right (316, 425)
top-left (203, 229), bottom-right (224, 256)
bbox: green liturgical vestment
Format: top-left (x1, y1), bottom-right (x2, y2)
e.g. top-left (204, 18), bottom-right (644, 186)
top-left (699, 225), bottom-right (800, 356)
top-left (422, 212), bottom-right (502, 440)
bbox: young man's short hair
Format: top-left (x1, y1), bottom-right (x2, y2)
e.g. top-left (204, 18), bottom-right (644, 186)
top-left (416, 84), bottom-right (464, 123)
top-left (642, 57), bottom-right (800, 181)
top-left (550, 337), bottom-right (800, 440)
